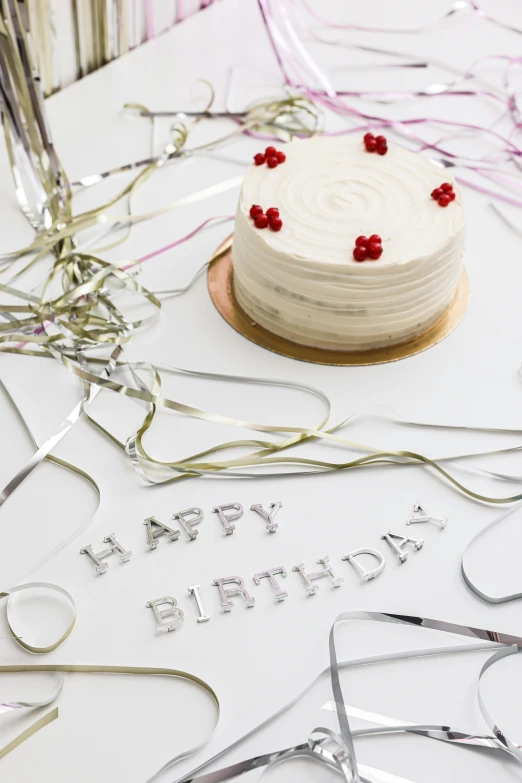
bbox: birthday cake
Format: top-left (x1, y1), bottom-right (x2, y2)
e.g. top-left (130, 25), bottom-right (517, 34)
top-left (231, 134), bottom-right (466, 351)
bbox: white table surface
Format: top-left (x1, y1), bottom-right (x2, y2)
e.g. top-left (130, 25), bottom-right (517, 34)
top-left (1, 1), bottom-right (522, 782)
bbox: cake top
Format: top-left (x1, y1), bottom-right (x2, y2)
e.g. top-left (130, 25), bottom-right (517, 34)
top-left (239, 135), bottom-right (465, 267)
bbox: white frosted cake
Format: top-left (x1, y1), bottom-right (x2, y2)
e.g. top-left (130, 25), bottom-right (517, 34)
top-left (232, 135), bottom-right (466, 351)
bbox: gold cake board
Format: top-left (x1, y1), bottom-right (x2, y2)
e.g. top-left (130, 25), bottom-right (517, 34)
top-left (207, 235), bottom-right (469, 366)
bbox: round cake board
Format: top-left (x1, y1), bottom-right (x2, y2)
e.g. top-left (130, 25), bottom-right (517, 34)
top-left (207, 235), bottom-right (469, 366)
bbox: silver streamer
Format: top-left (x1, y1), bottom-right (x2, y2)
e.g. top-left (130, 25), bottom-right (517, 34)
top-left (167, 612), bottom-right (522, 783)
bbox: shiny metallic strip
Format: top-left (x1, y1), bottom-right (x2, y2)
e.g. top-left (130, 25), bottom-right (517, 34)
top-left (323, 700), bottom-right (417, 728)
top-left (81, 0), bottom-right (96, 72)
top-left (1, 581), bottom-right (76, 654)
top-left (461, 501), bottom-right (522, 605)
top-left (70, 0), bottom-right (83, 79)
top-left (0, 397), bottom-right (83, 506)
top-left (171, 612), bottom-right (518, 783)
top-left (322, 702), bottom-right (504, 750)
top-left (4, 276), bottom-right (522, 500)
top-left (0, 708), bottom-right (58, 761)
top-left (174, 724), bottom-right (494, 783)
top-left (35, 0), bottom-right (54, 97)
top-left (70, 147), bottom-right (187, 188)
top-left (0, 345), bottom-right (120, 507)
top-left (92, 0), bottom-right (106, 67)
top-left (58, 341), bottom-right (522, 494)
top-left (100, 0), bottom-right (112, 63)
top-left (0, 665), bottom-right (219, 766)
top-left (64, 353), bottom-right (522, 504)
top-left (0, 0), bottom-right (72, 235)
top-left (478, 646), bottom-right (522, 755)
top-left (134, 110), bottom-right (248, 118)
top-left (0, 372), bottom-right (102, 585)
top-left (117, 0), bottom-right (129, 56)
top-left (68, 96), bottom-right (318, 188)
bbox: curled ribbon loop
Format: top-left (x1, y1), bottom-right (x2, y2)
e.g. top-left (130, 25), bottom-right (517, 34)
top-left (0, 664), bottom-right (220, 769)
top-left (173, 612), bottom-right (521, 783)
top-left (1, 582), bottom-right (76, 655)
top-left (0, 583), bottom-right (74, 759)
top-left (462, 501), bottom-right (522, 605)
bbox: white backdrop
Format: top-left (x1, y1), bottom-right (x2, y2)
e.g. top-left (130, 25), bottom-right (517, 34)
top-left (1, 1), bottom-right (522, 782)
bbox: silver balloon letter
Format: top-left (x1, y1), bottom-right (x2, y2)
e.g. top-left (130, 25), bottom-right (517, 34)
top-left (146, 596), bottom-right (184, 632)
top-left (381, 531), bottom-right (424, 563)
top-left (250, 502), bottom-right (282, 533)
top-left (175, 507), bottom-right (204, 541)
top-left (342, 548), bottom-right (385, 581)
top-left (212, 503), bottom-right (243, 535)
top-left (80, 534), bottom-right (132, 575)
top-left (188, 585), bottom-right (211, 622)
top-left (144, 516), bottom-right (180, 550)
top-left (212, 575), bottom-right (255, 612)
top-left (253, 566), bottom-right (288, 601)
top-left (407, 502), bottom-right (447, 530)
top-left (292, 556), bottom-right (343, 595)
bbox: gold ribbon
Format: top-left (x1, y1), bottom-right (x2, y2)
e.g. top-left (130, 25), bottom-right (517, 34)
top-left (0, 664), bottom-right (219, 765)
top-left (71, 355), bottom-right (522, 506)
top-left (0, 708), bottom-right (58, 761)
top-left (1, 583), bottom-right (76, 654)
top-left (0, 0), bottom-right (72, 235)
top-left (0, 382), bottom-right (222, 767)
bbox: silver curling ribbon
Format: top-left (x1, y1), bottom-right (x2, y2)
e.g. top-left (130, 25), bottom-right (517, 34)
top-left (0, 0), bottom-right (71, 239)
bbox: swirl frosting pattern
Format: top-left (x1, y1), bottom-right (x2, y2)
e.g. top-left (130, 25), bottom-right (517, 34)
top-left (232, 136), bottom-right (466, 351)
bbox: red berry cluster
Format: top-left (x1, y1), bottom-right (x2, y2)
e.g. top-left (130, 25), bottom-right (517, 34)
top-left (353, 234), bottom-right (383, 262)
top-left (249, 204), bottom-right (283, 231)
top-left (364, 132), bottom-right (387, 156)
top-left (431, 182), bottom-right (455, 207)
top-left (254, 146), bottom-right (286, 168)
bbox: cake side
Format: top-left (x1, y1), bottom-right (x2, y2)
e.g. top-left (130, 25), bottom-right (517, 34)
top-left (232, 135), bottom-right (466, 351)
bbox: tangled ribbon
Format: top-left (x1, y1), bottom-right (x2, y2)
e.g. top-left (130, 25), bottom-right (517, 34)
top-left (170, 612), bottom-right (521, 783)
top-left (257, 0), bottom-right (522, 211)
top-left (2, 5), bottom-right (522, 779)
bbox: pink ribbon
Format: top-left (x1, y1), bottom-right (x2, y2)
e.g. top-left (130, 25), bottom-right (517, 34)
top-left (145, 0), bottom-right (154, 40)
top-left (298, 0), bottom-right (522, 36)
top-left (257, 0), bottom-right (522, 209)
top-left (123, 214), bottom-right (233, 271)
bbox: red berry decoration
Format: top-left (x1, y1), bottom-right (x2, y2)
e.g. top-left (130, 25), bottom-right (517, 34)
top-left (355, 235), bottom-right (369, 248)
top-left (353, 246), bottom-right (367, 262)
top-left (365, 132), bottom-right (387, 154)
top-left (254, 147), bottom-right (286, 168)
top-left (269, 217), bottom-right (283, 231)
top-left (254, 214), bottom-right (269, 229)
top-left (266, 207), bottom-right (279, 219)
top-left (432, 181), bottom-right (455, 206)
top-left (250, 204), bottom-right (264, 218)
top-left (368, 241), bottom-right (383, 260)
top-left (353, 233), bottom-right (382, 261)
